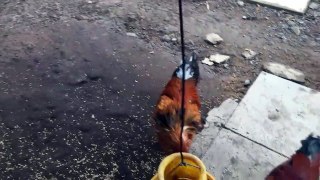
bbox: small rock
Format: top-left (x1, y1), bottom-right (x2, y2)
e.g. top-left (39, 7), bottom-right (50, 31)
top-left (75, 15), bottom-right (88, 20)
top-left (244, 79), bottom-right (251, 86)
top-left (87, 0), bottom-right (93, 4)
top-left (205, 33), bottom-right (223, 45)
top-left (242, 15), bottom-right (257, 20)
top-left (237, 0), bottom-right (244, 6)
top-left (223, 64), bottom-right (229, 69)
top-left (262, 62), bottom-right (305, 83)
top-left (161, 35), bottom-right (171, 42)
top-left (290, 26), bottom-right (301, 36)
top-left (309, 2), bottom-right (319, 9)
top-left (201, 57), bottom-right (214, 66)
top-left (241, 49), bottom-right (257, 60)
top-left (287, 20), bottom-right (296, 26)
top-left (171, 37), bottom-right (177, 42)
top-left (126, 32), bottom-right (138, 37)
top-left (209, 54), bottom-right (230, 64)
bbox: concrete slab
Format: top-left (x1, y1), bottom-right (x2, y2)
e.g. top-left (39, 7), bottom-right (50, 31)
top-left (207, 98), bottom-right (239, 124)
top-left (191, 99), bottom-right (239, 158)
top-left (202, 129), bottom-right (287, 180)
top-left (226, 72), bottom-right (320, 157)
top-left (249, 0), bottom-right (311, 13)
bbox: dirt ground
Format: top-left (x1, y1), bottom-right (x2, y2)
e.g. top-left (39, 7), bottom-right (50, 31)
top-left (0, 0), bottom-right (319, 179)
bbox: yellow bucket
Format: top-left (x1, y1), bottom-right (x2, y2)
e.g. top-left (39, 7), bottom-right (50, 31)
top-left (151, 153), bottom-right (215, 180)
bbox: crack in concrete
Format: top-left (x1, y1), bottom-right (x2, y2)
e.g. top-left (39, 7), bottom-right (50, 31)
top-left (217, 123), bottom-right (290, 159)
top-left (200, 101), bottom-right (239, 158)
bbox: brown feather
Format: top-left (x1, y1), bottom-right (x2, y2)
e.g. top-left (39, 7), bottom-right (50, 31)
top-left (154, 77), bottom-right (202, 154)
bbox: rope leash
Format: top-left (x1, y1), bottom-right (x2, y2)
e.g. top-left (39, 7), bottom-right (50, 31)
top-left (178, 0), bottom-right (186, 166)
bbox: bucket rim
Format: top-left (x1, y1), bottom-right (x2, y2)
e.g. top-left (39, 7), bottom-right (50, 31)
top-left (157, 152), bottom-right (207, 180)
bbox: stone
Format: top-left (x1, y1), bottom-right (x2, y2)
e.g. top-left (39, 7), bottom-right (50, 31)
top-left (241, 49), bottom-right (257, 60)
top-left (237, 0), bottom-right (245, 6)
top-left (126, 32), bottom-right (137, 37)
top-left (287, 20), bottom-right (296, 26)
top-left (262, 62), bottom-right (305, 83)
top-left (161, 35), bottom-right (171, 42)
top-left (244, 79), bottom-right (251, 86)
top-left (201, 57), bottom-right (214, 66)
top-left (290, 26), bottom-right (301, 35)
top-left (171, 37), bottom-right (177, 42)
top-left (209, 54), bottom-right (230, 64)
top-left (309, 2), bottom-right (319, 9)
top-left (205, 33), bottom-right (223, 45)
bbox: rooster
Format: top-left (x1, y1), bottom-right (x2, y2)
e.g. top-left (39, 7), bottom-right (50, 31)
top-left (266, 134), bottom-right (320, 180)
top-left (153, 52), bottom-right (204, 154)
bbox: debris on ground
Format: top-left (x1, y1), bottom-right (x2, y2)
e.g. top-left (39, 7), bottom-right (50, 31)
top-left (309, 2), bottom-right (319, 10)
top-left (205, 33), bottom-right (223, 45)
top-left (202, 57), bottom-right (214, 66)
top-left (262, 62), bottom-right (306, 83)
top-left (171, 37), bottom-right (178, 42)
top-left (201, 54), bottom-right (230, 65)
top-left (237, 0), bottom-right (245, 6)
top-left (209, 54), bottom-right (231, 64)
top-left (244, 79), bottom-right (251, 86)
top-left (287, 20), bottom-right (296, 26)
top-left (161, 35), bottom-right (171, 42)
top-left (242, 15), bottom-right (258, 20)
top-left (290, 26), bottom-right (301, 36)
top-left (126, 32), bottom-right (138, 37)
top-left (206, 1), bottom-right (210, 10)
top-left (241, 49), bottom-right (258, 60)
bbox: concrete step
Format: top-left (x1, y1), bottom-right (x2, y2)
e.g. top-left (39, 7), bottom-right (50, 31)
top-left (191, 72), bottom-right (320, 179)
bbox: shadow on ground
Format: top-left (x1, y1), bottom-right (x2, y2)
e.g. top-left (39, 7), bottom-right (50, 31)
top-left (0, 21), bottom-right (173, 179)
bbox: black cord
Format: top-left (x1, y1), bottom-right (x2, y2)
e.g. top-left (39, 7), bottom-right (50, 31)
top-left (178, 0), bottom-right (186, 165)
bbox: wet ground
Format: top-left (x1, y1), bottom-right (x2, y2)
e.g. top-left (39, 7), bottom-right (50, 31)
top-left (0, 0), bottom-right (319, 179)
